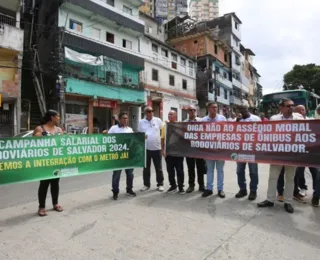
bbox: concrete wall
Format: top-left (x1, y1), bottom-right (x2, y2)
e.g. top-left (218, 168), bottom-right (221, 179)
top-left (0, 24), bottom-right (24, 52)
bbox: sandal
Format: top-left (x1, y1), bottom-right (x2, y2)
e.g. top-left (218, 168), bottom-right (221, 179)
top-left (53, 204), bottom-right (63, 212)
top-left (38, 208), bottom-right (47, 217)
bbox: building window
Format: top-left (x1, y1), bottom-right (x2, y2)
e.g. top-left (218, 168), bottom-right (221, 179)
top-left (92, 28), bottom-right (100, 39)
top-left (214, 44), bottom-right (218, 54)
top-left (152, 69), bottom-right (158, 81)
top-left (223, 72), bottom-right (228, 79)
top-left (106, 32), bottom-right (115, 44)
top-left (123, 5), bottom-right (132, 15)
top-left (217, 86), bottom-right (220, 96)
top-left (182, 79), bottom-right (187, 90)
top-left (180, 57), bottom-right (186, 66)
top-left (171, 53), bottom-right (177, 69)
top-left (152, 44), bottom-right (158, 53)
top-left (123, 39), bottom-right (132, 49)
top-left (224, 89), bottom-right (228, 99)
top-left (169, 75), bottom-right (175, 86)
top-left (161, 48), bottom-right (168, 58)
top-left (235, 22), bottom-right (238, 29)
top-left (69, 20), bottom-right (82, 32)
top-left (107, 0), bottom-right (114, 7)
top-left (224, 53), bottom-right (228, 62)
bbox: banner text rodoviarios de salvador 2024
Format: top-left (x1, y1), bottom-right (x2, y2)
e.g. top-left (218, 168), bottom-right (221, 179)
top-left (0, 133), bottom-right (145, 185)
top-left (165, 120), bottom-right (320, 167)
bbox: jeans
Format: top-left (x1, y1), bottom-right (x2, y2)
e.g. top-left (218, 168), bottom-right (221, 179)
top-left (165, 156), bottom-right (184, 189)
top-left (236, 162), bottom-right (259, 192)
top-left (278, 167), bottom-right (319, 197)
top-left (143, 149), bottom-right (164, 187)
top-left (112, 169), bottom-right (134, 193)
top-left (38, 178), bottom-right (60, 208)
top-left (267, 165), bottom-right (295, 203)
top-left (186, 157), bottom-right (205, 187)
top-left (205, 160), bottom-right (225, 191)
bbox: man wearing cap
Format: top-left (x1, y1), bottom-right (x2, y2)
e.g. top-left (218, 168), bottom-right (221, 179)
top-left (138, 106), bottom-right (165, 192)
top-left (184, 106), bottom-right (206, 193)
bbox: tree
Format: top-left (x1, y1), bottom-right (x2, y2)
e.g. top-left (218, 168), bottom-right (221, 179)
top-left (283, 64), bottom-right (320, 94)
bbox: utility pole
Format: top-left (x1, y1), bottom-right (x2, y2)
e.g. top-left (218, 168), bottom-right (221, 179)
top-left (58, 75), bottom-right (66, 127)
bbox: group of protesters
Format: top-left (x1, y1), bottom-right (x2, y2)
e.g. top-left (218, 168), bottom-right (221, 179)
top-left (33, 98), bottom-right (320, 217)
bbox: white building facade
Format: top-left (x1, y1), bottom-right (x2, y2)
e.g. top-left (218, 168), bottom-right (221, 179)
top-left (140, 12), bottom-right (197, 121)
top-left (189, 0), bottom-right (219, 22)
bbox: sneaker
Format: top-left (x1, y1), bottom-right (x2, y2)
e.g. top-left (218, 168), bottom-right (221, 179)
top-left (126, 190), bottom-right (137, 197)
top-left (140, 186), bottom-right (150, 192)
top-left (179, 188), bottom-right (186, 195)
top-left (257, 200), bottom-right (274, 208)
top-left (113, 192), bottom-right (118, 200)
top-left (235, 190), bottom-right (248, 198)
top-left (293, 194), bottom-right (307, 204)
top-left (166, 186), bottom-right (177, 193)
top-left (311, 196), bottom-right (319, 207)
top-left (218, 190), bottom-right (225, 198)
top-left (186, 186), bottom-right (194, 193)
top-left (157, 186), bottom-right (165, 192)
top-left (248, 191), bottom-right (257, 201)
top-left (277, 194), bottom-right (284, 202)
top-left (299, 189), bottom-right (307, 197)
top-left (284, 203), bottom-right (294, 213)
top-left (202, 190), bottom-right (213, 198)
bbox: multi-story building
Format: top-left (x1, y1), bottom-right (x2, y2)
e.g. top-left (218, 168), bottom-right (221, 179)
top-left (189, 0), bottom-right (219, 22)
top-left (205, 13), bottom-right (243, 111)
top-left (240, 44), bottom-right (255, 107)
top-left (139, 12), bottom-right (197, 121)
top-left (141, 0), bottom-right (188, 22)
top-left (0, 0), bottom-right (24, 137)
top-left (23, 0), bottom-right (145, 133)
top-left (166, 19), bottom-right (232, 116)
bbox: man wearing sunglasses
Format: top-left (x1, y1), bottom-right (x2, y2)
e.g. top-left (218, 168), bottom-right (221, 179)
top-left (184, 106), bottom-right (206, 193)
top-left (139, 106), bottom-right (165, 192)
top-left (258, 98), bottom-right (304, 213)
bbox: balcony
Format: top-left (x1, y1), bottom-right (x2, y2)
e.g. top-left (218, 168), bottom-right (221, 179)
top-left (230, 96), bottom-right (242, 105)
top-left (232, 77), bottom-right (242, 89)
top-left (0, 13), bottom-right (23, 52)
top-left (208, 92), bottom-right (230, 106)
top-left (63, 0), bottom-right (144, 34)
top-left (215, 74), bottom-right (232, 90)
top-left (242, 83), bottom-right (250, 94)
top-left (62, 30), bottom-right (144, 69)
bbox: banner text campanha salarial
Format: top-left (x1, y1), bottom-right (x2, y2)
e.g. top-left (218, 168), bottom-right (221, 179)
top-left (0, 136), bottom-right (116, 160)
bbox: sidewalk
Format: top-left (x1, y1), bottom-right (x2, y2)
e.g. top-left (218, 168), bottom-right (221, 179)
top-left (0, 162), bottom-right (319, 260)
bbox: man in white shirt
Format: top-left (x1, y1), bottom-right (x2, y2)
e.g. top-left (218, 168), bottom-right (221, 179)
top-left (201, 102), bottom-right (227, 198)
top-left (108, 112), bottom-right (136, 200)
top-left (235, 105), bottom-right (261, 201)
top-left (183, 105), bottom-right (206, 193)
top-left (138, 106), bottom-right (164, 192)
top-left (258, 98), bottom-right (304, 213)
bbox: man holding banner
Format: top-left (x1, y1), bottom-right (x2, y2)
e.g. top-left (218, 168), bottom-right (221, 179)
top-left (235, 105), bottom-right (261, 201)
top-left (108, 112), bottom-right (136, 200)
top-left (201, 102), bottom-right (227, 198)
top-left (184, 106), bottom-right (206, 193)
top-left (258, 98), bottom-right (304, 213)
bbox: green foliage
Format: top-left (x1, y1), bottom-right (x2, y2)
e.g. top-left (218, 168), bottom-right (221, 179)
top-left (283, 64), bottom-right (320, 94)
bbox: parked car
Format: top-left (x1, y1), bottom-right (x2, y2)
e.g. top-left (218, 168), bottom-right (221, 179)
top-left (14, 130), bottom-right (33, 138)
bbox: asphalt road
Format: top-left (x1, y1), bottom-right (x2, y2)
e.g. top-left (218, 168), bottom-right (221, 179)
top-left (0, 168), bottom-right (143, 210)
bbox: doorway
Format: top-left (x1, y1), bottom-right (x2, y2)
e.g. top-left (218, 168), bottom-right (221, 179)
top-left (0, 104), bottom-right (14, 137)
top-left (93, 107), bottom-right (112, 133)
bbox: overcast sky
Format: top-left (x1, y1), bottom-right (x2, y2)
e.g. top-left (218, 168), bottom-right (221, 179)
top-left (220, 0), bottom-right (320, 94)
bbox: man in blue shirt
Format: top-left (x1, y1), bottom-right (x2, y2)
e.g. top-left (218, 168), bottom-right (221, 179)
top-left (201, 102), bottom-right (226, 198)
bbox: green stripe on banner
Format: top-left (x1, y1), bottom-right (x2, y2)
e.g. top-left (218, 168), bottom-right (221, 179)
top-left (0, 133), bottom-right (145, 185)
